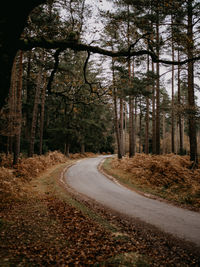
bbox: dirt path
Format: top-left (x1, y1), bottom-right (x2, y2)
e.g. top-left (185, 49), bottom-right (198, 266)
top-left (65, 156), bottom-right (200, 247)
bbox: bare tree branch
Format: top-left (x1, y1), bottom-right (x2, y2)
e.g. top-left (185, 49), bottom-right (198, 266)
top-left (83, 51), bottom-right (92, 88)
top-left (83, 51), bottom-right (109, 102)
top-left (46, 48), bottom-right (63, 93)
top-left (18, 37), bottom-right (200, 66)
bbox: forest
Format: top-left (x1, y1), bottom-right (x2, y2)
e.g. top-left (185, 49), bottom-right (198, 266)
top-left (0, 0), bottom-right (200, 165)
top-left (0, 0), bottom-right (200, 265)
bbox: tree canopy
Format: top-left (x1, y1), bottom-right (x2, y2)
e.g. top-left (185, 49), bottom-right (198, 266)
top-left (0, 0), bottom-right (200, 164)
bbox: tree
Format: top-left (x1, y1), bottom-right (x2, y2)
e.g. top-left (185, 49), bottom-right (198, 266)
top-left (39, 70), bottom-right (47, 155)
top-left (28, 55), bottom-right (43, 157)
top-left (169, 0), bottom-right (199, 164)
top-left (0, 0), bottom-right (46, 109)
top-left (145, 55), bottom-right (150, 154)
top-left (177, 49), bottom-right (184, 154)
top-left (13, 51), bottom-right (23, 165)
top-left (1, 0), bottom-right (200, 164)
top-left (2, 0), bottom-right (200, 112)
top-left (171, 16), bottom-right (175, 153)
top-left (186, 0), bottom-right (198, 165)
top-left (112, 60), bottom-right (123, 159)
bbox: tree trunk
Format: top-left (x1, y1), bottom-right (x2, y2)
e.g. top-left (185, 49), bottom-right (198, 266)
top-left (139, 101), bottom-right (142, 153)
top-left (152, 61), bottom-right (156, 154)
top-left (129, 97), bottom-right (135, 157)
top-left (39, 71), bottom-right (46, 155)
top-left (7, 56), bottom-right (17, 154)
top-left (134, 98), bottom-right (137, 153)
top-left (28, 68), bottom-right (42, 157)
top-left (162, 113), bottom-right (166, 154)
top-left (64, 141), bottom-right (70, 158)
top-left (171, 18), bottom-right (175, 153)
top-left (155, 11), bottom-right (160, 155)
top-left (197, 130), bottom-right (200, 156)
top-left (182, 117), bottom-right (185, 152)
top-left (187, 0), bottom-right (198, 166)
top-left (128, 58), bottom-right (135, 158)
top-left (0, 1), bottom-right (46, 110)
top-left (81, 143), bottom-right (85, 154)
top-left (119, 98), bottom-right (124, 155)
top-left (13, 51), bottom-right (23, 165)
top-left (25, 50), bottom-right (33, 141)
top-left (127, 5), bottom-right (135, 158)
top-left (112, 59), bottom-right (122, 159)
top-left (124, 103), bottom-right (127, 154)
top-left (145, 55), bottom-right (150, 154)
top-left (177, 49), bottom-right (184, 154)
top-left (175, 119), bottom-right (179, 154)
top-left (114, 88), bottom-right (122, 159)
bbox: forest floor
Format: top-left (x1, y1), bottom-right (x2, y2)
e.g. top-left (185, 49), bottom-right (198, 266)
top-left (0, 152), bottom-right (200, 266)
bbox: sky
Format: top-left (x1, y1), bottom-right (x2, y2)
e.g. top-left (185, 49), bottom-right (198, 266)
top-left (84, 0), bottom-right (113, 43)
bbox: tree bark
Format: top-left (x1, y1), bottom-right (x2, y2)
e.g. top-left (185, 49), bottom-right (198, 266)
top-left (162, 113), bottom-right (166, 154)
top-left (25, 50), bottom-right (33, 141)
top-left (129, 96), bottom-right (135, 157)
top-left (28, 66), bottom-right (42, 157)
top-left (134, 98), bottom-right (137, 153)
top-left (124, 102), bottom-right (127, 155)
top-left (145, 55), bottom-right (150, 154)
top-left (81, 143), bottom-right (85, 154)
top-left (155, 10), bottom-right (160, 155)
top-left (7, 57), bottom-right (17, 154)
top-left (171, 18), bottom-right (175, 153)
top-left (175, 119), bottom-right (178, 154)
top-left (112, 59), bottom-right (122, 159)
top-left (114, 89), bottom-right (122, 159)
top-left (139, 101), bottom-right (142, 153)
top-left (64, 139), bottom-right (70, 158)
top-left (127, 4), bottom-right (135, 158)
top-left (152, 61), bottom-right (156, 154)
top-left (187, 0), bottom-right (198, 166)
top-left (13, 51), bottom-right (23, 165)
top-left (177, 49), bottom-right (184, 154)
top-left (39, 71), bottom-right (46, 155)
top-left (0, 0), bottom-right (46, 110)
top-left (119, 98), bottom-right (124, 155)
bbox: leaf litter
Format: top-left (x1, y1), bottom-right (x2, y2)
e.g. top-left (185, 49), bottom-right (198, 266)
top-left (0, 152), bottom-right (200, 266)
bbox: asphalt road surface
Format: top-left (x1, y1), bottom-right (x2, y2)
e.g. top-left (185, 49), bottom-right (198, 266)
top-left (65, 156), bottom-right (200, 246)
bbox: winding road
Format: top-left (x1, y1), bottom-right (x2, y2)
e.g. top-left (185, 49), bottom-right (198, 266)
top-left (65, 156), bottom-right (200, 246)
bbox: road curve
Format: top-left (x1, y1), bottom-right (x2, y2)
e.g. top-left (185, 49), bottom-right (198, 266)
top-left (65, 156), bottom-right (200, 246)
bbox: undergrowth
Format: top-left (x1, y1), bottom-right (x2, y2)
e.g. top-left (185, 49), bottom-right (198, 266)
top-left (103, 154), bottom-right (200, 209)
top-left (0, 151), bottom-right (95, 210)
